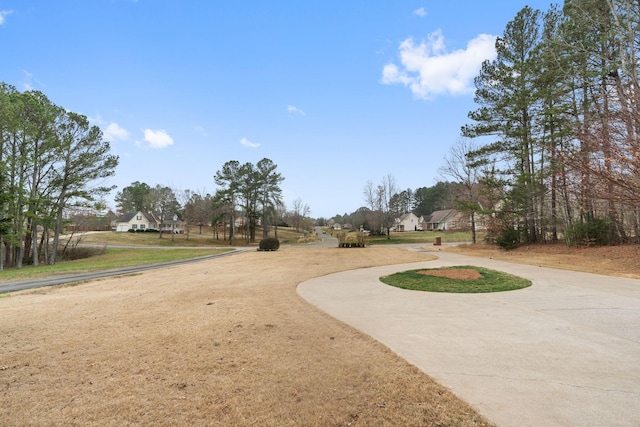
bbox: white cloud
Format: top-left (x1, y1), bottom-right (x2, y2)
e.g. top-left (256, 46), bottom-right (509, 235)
top-left (287, 105), bottom-right (305, 116)
top-left (240, 137), bottom-right (260, 148)
top-left (140, 129), bottom-right (174, 149)
top-left (382, 30), bottom-right (497, 99)
top-left (194, 125), bottom-right (208, 138)
top-left (0, 10), bottom-right (13, 26)
top-left (22, 69), bottom-right (37, 91)
top-left (104, 122), bottom-right (130, 141)
top-left (413, 7), bottom-right (427, 17)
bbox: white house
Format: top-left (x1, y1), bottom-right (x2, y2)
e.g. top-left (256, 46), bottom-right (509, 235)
top-left (422, 209), bottom-right (489, 231)
top-left (114, 211), bottom-right (159, 232)
top-left (115, 211), bottom-right (185, 233)
top-left (393, 212), bottom-right (421, 232)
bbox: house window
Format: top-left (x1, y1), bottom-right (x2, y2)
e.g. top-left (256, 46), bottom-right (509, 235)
top-left (137, 215), bottom-right (142, 220)
top-left (140, 224), bottom-right (145, 230)
top-left (132, 224), bottom-right (137, 229)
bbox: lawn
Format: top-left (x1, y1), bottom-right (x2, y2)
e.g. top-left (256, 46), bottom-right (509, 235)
top-left (0, 227), bottom-right (310, 283)
top-left (381, 265), bottom-right (532, 293)
top-left (0, 247), bottom-right (231, 283)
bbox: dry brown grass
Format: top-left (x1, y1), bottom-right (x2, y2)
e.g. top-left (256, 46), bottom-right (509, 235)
top-left (1, 247), bottom-right (493, 427)
top-left (443, 242), bottom-right (640, 279)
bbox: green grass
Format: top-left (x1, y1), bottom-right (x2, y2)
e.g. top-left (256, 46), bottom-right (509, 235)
top-left (0, 227), bottom-right (309, 284)
top-left (380, 266), bottom-right (532, 293)
top-left (0, 247), bottom-right (231, 283)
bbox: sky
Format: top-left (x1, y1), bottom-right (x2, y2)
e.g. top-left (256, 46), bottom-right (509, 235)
top-left (0, 1), bottom-right (554, 218)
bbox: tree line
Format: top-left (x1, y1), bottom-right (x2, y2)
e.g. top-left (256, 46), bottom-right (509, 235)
top-left (461, 1), bottom-right (640, 245)
top-left (0, 84), bottom-right (119, 269)
top-left (212, 159), bottom-right (284, 245)
top-left (324, 180), bottom-right (464, 236)
top-left (115, 158), bottom-right (297, 245)
top-left (329, 1), bottom-right (640, 246)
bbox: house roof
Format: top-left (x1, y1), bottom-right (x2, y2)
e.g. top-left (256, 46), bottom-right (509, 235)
top-left (115, 211), bottom-right (158, 223)
top-left (397, 212), bottom-right (417, 221)
top-left (424, 209), bottom-right (458, 224)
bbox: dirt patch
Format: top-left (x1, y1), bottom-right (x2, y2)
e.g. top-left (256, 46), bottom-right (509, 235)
top-left (418, 268), bottom-right (482, 280)
top-left (0, 247), bottom-right (494, 427)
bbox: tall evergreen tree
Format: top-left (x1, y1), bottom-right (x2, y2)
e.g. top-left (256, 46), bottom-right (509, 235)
top-left (256, 158), bottom-right (284, 239)
top-left (49, 111), bottom-right (118, 263)
top-left (463, 6), bottom-right (545, 243)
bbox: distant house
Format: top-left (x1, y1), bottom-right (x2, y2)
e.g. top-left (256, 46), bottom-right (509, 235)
top-left (114, 211), bottom-right (159, 232)
top-left (422, 209), bottom-right (467, 231)
top-left (159, 217), bottom-right (184, 234)
top-left (423, 209), bottom-right (490, 232)
top-left (393, 212), bottom-right (421, 232)
top-left (115, 211), bottom-right (184, 233)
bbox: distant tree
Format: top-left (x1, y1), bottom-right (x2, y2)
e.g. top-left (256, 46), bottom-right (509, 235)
top-left (147, 185), bottom-right (180, 238)
top-left (364, 174), bottom-right (399, 238)
top-left (214, 160), bottom-right (242, 245)
top-left (290, 197), bottom-right (310, 233)
top-left (439, 138), bottom-right (483, 244)
top-left (256, 158), bottom-right (284, 239)
top-left (413, 182), bottom-right (454, 217)
top-left (182, 189), bottom-right (214, 235)
top-left (115, 181), bottom-right (151, 213)
top-left (213, 158), bottom-right (284, 243)
top-left (350, 207), bottom-right (372, 231)
top-left (390, 188), bottom-right (414, 215)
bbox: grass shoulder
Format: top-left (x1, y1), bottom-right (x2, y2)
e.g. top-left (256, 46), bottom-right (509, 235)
top-left (0, 247), bottom-right (231, 283)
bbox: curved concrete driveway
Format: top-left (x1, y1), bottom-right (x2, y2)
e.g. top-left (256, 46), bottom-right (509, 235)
top-left (297, 249), bottom-right (640, 427)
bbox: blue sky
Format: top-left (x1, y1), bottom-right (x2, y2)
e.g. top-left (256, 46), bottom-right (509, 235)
top-left (1, 1), bottom-right (553, 218)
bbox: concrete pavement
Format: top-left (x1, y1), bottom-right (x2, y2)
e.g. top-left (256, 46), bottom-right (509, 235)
top-left (297, 249), bottom-right (640, 426)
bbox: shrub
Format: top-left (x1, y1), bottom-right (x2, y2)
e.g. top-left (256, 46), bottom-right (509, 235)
top-left (58, 245), bottom-right (107, 261)
top-left (127, 229), bottom-right (135, 233)
top-left (565, 218), bottom-right (619, 246)
top-left (495, 227), bottom-right (521, 250)
top-left (258, 237), bottom-right (280, 251)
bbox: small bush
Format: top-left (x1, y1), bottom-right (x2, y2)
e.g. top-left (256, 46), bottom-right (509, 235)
top-left (495, 227), bottom-right (521, 250)
top-left (565, 218), bottom-right (619, 246)
top-left (58, 245), bottom-right (107, 261)
top-left (127, 229), bottom-right (135, 233)
top-left (258, 237), bottom-right (280, 251)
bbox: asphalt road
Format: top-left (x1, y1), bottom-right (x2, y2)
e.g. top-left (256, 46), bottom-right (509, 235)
top-left (313, 226), bottom-right (339, 247)
top-left (0, 229), bottom-right (335, 294)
